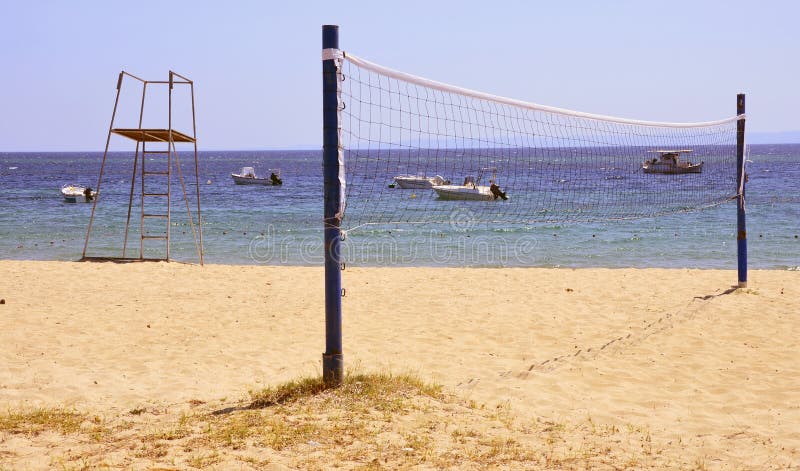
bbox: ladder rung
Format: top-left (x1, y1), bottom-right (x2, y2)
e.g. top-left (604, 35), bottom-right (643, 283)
top-left (143, 151), bottom-right (170, 154)
top-left (143, 213), bottom-right (169, 218)
top-left (143, 193), bottom-right (169, 197)
top-left (143, 171), bottom-right (170, 176)
top-left (142, 235), bottom-right (168, 240)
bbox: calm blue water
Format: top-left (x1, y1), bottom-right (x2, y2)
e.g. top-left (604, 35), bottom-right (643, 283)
top-left (0, 145), bottom-right (797, 269)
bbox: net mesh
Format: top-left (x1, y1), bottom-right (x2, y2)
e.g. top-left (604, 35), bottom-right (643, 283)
top-left (337, 53), bottom-right (740, 233)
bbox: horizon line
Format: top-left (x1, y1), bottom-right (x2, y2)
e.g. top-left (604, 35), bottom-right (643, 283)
top-left (3, 132), bottom-right (800, 154)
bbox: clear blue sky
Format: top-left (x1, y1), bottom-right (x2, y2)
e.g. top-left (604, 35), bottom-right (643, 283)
top-left (1, 0), bottom-right (797, 151)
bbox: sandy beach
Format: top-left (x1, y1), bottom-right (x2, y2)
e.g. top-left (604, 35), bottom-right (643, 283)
top-left (1, 260), bottom-right (798, 468)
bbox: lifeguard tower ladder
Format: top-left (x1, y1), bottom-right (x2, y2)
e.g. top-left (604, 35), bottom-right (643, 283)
top-left (82, 71), bottom-right (204, 264)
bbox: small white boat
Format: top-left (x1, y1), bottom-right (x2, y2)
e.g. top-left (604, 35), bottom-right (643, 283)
top-left (433, 182), bottom-right (494, 200)
top-left (432, 168), bottom-right (508, 201)
top-left (231, 167), bottom-right (282, 185)
top-left (61, 184), bottom-right (96, 203)
top-left (642, 150), bottom-right (703, 174)
top-left (393, 174), bottom-right (450, 189)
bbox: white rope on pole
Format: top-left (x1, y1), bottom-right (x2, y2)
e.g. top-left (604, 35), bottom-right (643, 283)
top-left (339, 50), bottom-right (744, 129)
top-left (322, 48), bottom-right (347, 220)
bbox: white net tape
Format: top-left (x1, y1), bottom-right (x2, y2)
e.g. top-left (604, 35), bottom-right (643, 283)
top-left (342, 52), bottom-right (743, 129)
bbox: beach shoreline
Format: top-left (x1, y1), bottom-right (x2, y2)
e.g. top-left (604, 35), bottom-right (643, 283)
top-left (1, 260), bottom-right (798, 467)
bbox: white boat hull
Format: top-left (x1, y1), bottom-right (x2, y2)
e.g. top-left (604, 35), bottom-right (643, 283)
top-left (395, 178), bottom-right (434, 189)
top-left (394, 175), bottom-right (448, 189)
top-left (61, 185), bottom-right (96, 203)
top-left (231, 174), bottom-right (279, 185)
top-left (432, 185), bottom-right (496, 201)
top-left (642, 162), bottom-right (703, 174)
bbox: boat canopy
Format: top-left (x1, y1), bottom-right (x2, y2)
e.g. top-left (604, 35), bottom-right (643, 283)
top-left (240, 167), bottom-right (255, 177)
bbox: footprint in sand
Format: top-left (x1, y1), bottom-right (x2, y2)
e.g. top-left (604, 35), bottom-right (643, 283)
top-left (457, 377), bottom-right (481, 389)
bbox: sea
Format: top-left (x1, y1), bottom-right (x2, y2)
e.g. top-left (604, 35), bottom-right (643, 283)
top-left (0, 144), bottom-right (797, 270)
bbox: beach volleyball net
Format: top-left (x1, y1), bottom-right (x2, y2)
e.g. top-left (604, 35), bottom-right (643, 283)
top-left (319, 26), bottom-right (747, 385)
top-left (330, 51), bottom-right (744, 233)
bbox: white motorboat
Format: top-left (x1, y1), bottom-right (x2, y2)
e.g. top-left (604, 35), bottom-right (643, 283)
top-left (433, 182), bottom-right (495, 200)
top-left (432, 168), bottom-right (508, 201)
top-left (642, 150), bottom-right (703, 174)
top-left (393, 174), bottom-right (450, 189)
top-left (231, 167), bottom-right (282, 185)
top-left (61, 184), bottom-right (97, 203)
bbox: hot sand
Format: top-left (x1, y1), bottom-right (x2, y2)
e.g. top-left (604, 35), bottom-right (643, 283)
top-left (0, 260), bottom-right (798, 468)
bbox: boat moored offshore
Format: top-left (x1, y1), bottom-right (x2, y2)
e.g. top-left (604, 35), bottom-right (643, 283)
top-left (231, 167), bottom-right (283, 185)
top-left (642, 150), bottom-right (703, 174)
top-left (432, 168), bottom-right (508, 201)
top-left (61, 184), bottom-right (97, 203)
top-left (393, 174), bottom-right (450, 189)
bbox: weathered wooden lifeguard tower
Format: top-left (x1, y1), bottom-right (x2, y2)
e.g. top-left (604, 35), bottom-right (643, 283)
top-left (82, 71), bottom-right (204, 264)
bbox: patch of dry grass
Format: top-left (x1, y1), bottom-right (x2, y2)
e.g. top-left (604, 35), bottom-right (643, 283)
top-left (0, 371), bottom-right (780, 469)
top-left (0, 408), bottom-right (86, 436)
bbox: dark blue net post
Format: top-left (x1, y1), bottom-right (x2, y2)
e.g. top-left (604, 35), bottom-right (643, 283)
top-left (322, 25), bottom-right (344, 386)
top-left (736, 94), bottom-right (747, 287)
